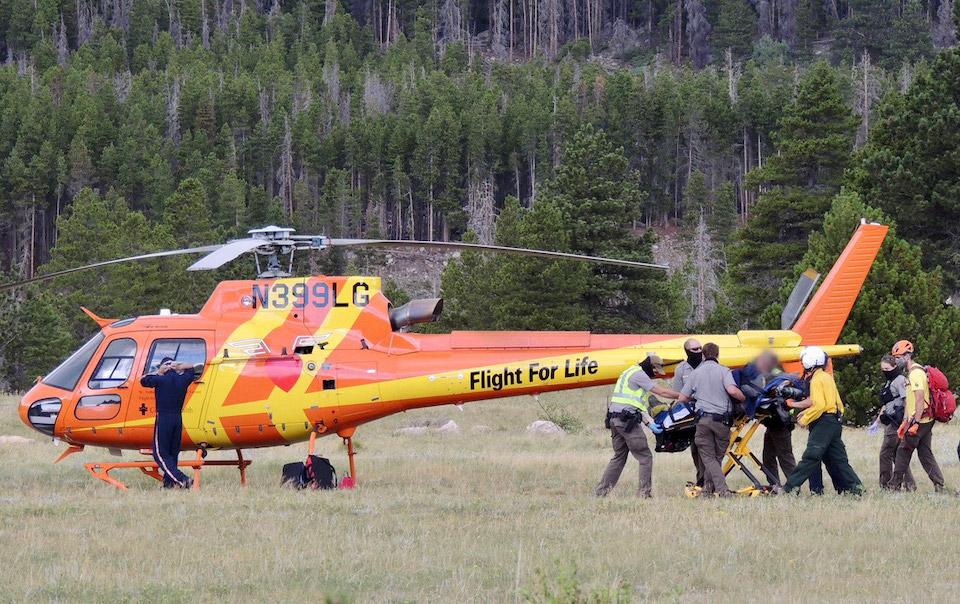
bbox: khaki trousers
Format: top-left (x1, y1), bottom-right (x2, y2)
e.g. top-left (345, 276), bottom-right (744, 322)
top-left (690, 442), bottom-right (704, 486)
top-left (889, 420), bottom-right (944, 489)
top-left (695, 417), bottom-right (731, 496)
top-left (596, 417), bottom-right (654, 497)
top-left (879, 422), bottom-right (915, 490)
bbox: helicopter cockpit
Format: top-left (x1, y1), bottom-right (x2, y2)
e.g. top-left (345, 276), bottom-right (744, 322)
top-left (25, 332), bottom-right (105, 436)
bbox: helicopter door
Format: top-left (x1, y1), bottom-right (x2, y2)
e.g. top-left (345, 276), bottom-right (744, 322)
top-left (333, 363), bottom-right (382, 426)
top-left (128, 335), bottom-right (213, 430)
top-left (73, 337), bottom-right (140, 424)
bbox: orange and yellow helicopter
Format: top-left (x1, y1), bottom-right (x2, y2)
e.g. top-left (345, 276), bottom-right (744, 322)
top-left (7, 222), bottom-right (888, 489)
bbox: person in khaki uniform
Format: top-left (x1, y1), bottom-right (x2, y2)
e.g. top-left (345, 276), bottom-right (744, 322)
top-left (595, 354), bottom-right (680, 498)
top-left (888, 340), bottom-right (945, 491)
top-left (678, 343), bottom-right (745, 497)
top-left (673, 338), bottom-right (704, 488)
top-left (877, 354), bottom-right (915, 490)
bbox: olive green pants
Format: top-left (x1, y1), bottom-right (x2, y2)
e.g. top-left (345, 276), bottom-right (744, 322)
top-left (784, 414), bottom-right (862, 494)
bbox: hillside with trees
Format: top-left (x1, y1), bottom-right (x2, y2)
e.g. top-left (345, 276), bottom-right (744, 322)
top-left (1, 0), bottom-right (960, 419)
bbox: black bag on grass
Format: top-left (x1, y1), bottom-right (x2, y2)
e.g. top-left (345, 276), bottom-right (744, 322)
top-left (305, 455), bottom-right (337, 490)
top-left (281, 462), bottom-right (308, 488)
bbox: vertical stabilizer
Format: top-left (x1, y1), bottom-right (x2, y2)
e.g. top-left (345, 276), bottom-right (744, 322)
top-left (791, 222), bottom-right (888, 345)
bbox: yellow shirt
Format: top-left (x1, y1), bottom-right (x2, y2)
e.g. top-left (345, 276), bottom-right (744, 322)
top-left (798, 369), bottom-right (844, 427)
top-left (905, 366), bottom-right (932, 424)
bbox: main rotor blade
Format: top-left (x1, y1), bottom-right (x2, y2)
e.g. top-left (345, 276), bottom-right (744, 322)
top-left (187, 238), bottom-right (266, 271)
top-left (0, 245), bottom-right (222, 293)
top-left (325, 239), bottom-right (669, 270)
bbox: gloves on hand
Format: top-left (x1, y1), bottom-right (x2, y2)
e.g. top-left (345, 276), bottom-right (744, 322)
top-left (647, 422), bottom-right (663, 434)
top-left (897, 419), bottom-right (919, 439)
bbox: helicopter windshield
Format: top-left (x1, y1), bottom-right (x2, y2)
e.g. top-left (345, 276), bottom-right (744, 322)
top-left (42, 332), bottom-right (105, 391)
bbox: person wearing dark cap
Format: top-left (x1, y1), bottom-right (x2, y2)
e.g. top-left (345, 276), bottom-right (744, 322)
top-left (673, 338), bottom-right (705, 488)
top-left (141, 357), bottom-right (199, 489)
top-left (595, 353), bottom-right (681, 498)
top-left (678, 342), bottom-right (746, 497)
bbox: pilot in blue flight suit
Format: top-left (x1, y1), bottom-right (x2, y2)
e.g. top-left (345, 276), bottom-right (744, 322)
top-left (141, 357), bottom-right (197, 489)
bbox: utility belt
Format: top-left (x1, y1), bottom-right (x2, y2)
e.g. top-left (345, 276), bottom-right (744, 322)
top-left (605, 408), bottom-right (643, 432)
top-left (811, 411), bottom-right (843, 425)
top-left (697, 411), bottom-right (732, 427)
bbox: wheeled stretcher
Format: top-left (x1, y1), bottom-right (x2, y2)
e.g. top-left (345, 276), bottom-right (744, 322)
top-left (650, 375), bottom-right (806, 497)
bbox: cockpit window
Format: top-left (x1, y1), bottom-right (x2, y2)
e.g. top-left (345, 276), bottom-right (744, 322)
top-left (88, 338), bottom-right (138, 389)
top-left (144, 339), bottom-right (207, 376)
top-left (42, 332), bottom-right (105, 391)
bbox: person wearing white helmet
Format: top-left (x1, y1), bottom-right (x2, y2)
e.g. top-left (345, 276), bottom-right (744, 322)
top-left (778, 346), bottom-right (863, 494)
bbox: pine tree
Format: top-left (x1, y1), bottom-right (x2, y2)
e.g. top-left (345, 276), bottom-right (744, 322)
top-left (852, 48), bottom-right (960, 296)
top-left (728, 61), bottom-right (856, 321)
top-left (712, 0), bottom-right (757, 60)
top-left (1, 290), bottom-right (74, 390)
top-left (710, 181), bottom-right (738, 242)
top-left (437, 197), bottom-right (591, 331)
top-left (41, 188), bottom-right (166, 341)
top-left (833, 0), bottom-right (931, 67)
top-left (764, 191), bottom-right (960, 424)
top-left (537, 124), bottom-right (682, 332)
top-left (163, 178), bottom-right (215, 247)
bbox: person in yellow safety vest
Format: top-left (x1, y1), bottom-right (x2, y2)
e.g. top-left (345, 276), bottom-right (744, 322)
top-left (595, 353), bottom-right (681, 498)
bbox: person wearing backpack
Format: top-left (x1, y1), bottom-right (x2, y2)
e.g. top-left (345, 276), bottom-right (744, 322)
top-left (877, 355), bottom-right (915, 490)
top-left (888, 340), bottom-right (946, 492)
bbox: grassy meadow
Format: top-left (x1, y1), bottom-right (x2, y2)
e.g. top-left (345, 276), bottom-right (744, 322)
top-left (3, 388), bottom-right (960, 603)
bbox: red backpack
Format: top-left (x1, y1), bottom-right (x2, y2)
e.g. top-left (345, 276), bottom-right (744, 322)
top-left (925, 366), bottom-right (957, 423)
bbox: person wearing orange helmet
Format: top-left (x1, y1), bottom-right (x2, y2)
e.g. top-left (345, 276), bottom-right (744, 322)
top-left (888, 340), bottom-right (946, 492)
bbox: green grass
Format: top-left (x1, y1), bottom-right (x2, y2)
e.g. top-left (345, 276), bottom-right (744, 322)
top-left (2, 389), bottom-right (960, 603)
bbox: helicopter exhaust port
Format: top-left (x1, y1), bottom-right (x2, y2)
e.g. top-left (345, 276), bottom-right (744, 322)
top-left (389, 298), bottom-right (443, 331)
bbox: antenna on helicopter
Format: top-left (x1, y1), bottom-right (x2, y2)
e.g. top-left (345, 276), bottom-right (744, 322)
top-left (0, 225), bottom-right (668, 292)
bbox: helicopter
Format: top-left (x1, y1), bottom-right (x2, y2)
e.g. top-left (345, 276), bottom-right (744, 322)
top-left (9, 221), bottom-right (888, 489)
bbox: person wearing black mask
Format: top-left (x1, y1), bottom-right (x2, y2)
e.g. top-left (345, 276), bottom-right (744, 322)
top-left (673, 338), bottom-right (704, 488)
top-left (877, 354), bottom-right (915, 490)
top-left (678, 343), bottom-right (746, 497)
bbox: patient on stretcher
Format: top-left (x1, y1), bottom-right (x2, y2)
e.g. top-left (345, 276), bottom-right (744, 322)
top-left (650, 375), bottom-right (805, 453)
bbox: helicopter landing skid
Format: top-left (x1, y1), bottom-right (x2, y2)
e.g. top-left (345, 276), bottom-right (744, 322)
top-left (308, 428), bottom-right (357, 489)
top-left (83, 448), bottom-right (252, 490)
